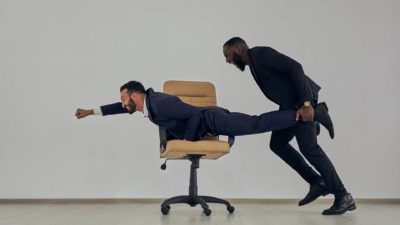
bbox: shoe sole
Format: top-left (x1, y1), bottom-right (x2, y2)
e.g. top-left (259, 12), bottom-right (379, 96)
top-left (322, 203), bottom-right (357, 215)
top-left (298, 191), bottom-right (329, 206)
top-left (349, 204), bottom-right (357, 211)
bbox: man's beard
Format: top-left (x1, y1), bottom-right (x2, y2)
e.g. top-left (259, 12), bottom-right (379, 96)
top-left (127, 99), bottom-right (137, 114)
top-left (232, 52), bottom-right (246, 71)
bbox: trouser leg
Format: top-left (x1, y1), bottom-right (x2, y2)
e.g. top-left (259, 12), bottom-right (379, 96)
top-left (204, 109), bottom-right (297, 136)
top-left (295, 121), bottom-right (347, 196)
top-left (269, 127), bottom-right (322, 184)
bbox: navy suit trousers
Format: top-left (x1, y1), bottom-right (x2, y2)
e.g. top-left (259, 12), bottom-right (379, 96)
top-left (270, 120), bottom-right (347, 196)
top-left (202, 108), bottom-right (297, 137)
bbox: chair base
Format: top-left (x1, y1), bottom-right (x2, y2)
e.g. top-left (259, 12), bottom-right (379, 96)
top-left (160, 155), bottom-right (234, 216)
top-left (161, 195), bottom-right (235, 216)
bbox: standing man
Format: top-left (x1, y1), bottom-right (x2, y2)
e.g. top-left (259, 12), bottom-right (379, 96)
top-left (223, 37), bottom-right (355, 215)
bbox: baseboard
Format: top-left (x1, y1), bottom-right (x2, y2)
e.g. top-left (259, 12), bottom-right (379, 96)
top-left (0, 198), bottom-right (399, 204)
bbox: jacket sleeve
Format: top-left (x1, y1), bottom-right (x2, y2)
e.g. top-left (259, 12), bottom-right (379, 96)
top-left (155, 97), bottom-right (202, 141)
top-left (100, 102), bottom-right (129, 116)
top-left (261, 48), bottom-right (314, 103)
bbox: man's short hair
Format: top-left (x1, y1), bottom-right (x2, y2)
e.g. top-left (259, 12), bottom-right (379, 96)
top-left (223, 37), bottom-right (247, 47)
top-left (120, 80), bottom-right (145, 93)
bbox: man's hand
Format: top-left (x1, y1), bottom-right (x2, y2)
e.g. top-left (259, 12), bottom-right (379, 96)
top-left (75, 108), bottom-right (94, 119)
top-left (296, 105), bottom-right (314, 122)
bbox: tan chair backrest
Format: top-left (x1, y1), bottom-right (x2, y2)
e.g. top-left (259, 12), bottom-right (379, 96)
top-left (163, 80), bottom-right (216, 107)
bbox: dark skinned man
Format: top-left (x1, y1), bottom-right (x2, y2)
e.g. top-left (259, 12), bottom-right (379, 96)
top-left (223, 37), bottom-right (355, 215)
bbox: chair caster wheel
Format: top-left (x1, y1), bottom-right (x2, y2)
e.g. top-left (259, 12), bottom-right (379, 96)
top-left (160, 164), bottom-right (166, 170)
top-left (161, 205), bottom-right (170, 215)
top-left (227, 205), bottom-right (235, 213)
top-left (203, 208), bottom-right (212, 216)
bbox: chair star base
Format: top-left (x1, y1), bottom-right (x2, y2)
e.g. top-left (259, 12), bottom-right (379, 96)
top-left (160, 155), bottom-right (234, 216)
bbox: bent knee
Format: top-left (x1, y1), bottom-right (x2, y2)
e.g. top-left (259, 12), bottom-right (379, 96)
top-left (269, 142), bottom-right (288, 153)
top-left (299, 144), bottom-right (322, 156)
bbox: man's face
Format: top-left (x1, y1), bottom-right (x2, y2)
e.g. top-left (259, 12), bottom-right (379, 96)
top-left (223, 46), bottom-right (246, 71)
top-left (120, 89), bottom-right (136, 114)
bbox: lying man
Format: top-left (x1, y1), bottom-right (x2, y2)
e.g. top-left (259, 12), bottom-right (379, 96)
top-left (75, 80), bottom-right (333, 142)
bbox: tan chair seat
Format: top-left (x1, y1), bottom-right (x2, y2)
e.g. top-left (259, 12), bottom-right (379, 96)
top-left (160, 140), bottom-right (230, 160)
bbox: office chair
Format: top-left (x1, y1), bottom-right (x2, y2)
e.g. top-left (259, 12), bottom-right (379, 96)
top-left (158, 80), bottom-right (235, 216)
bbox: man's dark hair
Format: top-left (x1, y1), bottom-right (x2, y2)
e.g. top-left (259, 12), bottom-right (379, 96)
top-left (120, 80), bottom-right (145, 93)
top-left (223, 37), bottom-right (247, 47)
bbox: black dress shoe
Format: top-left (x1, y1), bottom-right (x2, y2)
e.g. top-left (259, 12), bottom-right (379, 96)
top-left (298, 181), bottom-right (329, 206)
top-left (314, 102), bottom-right (335, 139)
top-left (322, 193), bottom-right (356, 215)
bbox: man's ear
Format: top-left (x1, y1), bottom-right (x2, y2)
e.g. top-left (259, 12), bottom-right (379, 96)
top-left (233, 45), bottom-right (240, 54)
top-left (235, 45), bottom-right (245, 56)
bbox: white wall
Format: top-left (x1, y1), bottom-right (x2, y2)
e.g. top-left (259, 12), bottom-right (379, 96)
top-left (1, 0), bottom-right (399, 199)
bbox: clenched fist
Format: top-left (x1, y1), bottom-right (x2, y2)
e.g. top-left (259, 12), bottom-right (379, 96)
top-left (75, 108), bottom-right (94, 119)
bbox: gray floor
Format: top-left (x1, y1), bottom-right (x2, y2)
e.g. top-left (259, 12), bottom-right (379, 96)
top-left (0, 202), bottom-right (399, 225)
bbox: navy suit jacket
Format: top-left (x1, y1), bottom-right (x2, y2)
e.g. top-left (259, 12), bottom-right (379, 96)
top-left (99, 88), bottom-right (208, 141)
top-left (248, 47), bottom-right (321, 110)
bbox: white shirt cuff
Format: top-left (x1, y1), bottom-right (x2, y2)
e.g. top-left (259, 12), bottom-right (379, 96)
top-left (93, 107), bottom-right (103, 115)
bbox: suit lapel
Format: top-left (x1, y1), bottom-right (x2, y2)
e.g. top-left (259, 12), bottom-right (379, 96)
top-left (145, 88), bottom-right (154, 122)
top-left (248, 50), bottom-right (262, 87)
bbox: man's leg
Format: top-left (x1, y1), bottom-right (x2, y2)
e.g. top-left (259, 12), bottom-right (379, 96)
top-left (270, 128), bottom-right (322, 185)
top-left (295, 121), bottom-right (356, 214)
top-left (203, 109), bottom-right (297, 136)
top-left (295, 121), bottom-right (347, 197)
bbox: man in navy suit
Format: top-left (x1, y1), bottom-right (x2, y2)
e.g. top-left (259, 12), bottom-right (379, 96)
top-left (75, 80), bottom-right (331, 143)
top-left (222, 37), bottom-right (355, 215)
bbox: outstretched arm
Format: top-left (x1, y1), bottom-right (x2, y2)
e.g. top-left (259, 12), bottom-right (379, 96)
top-left (75, 102), bottom-right (128, 119)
